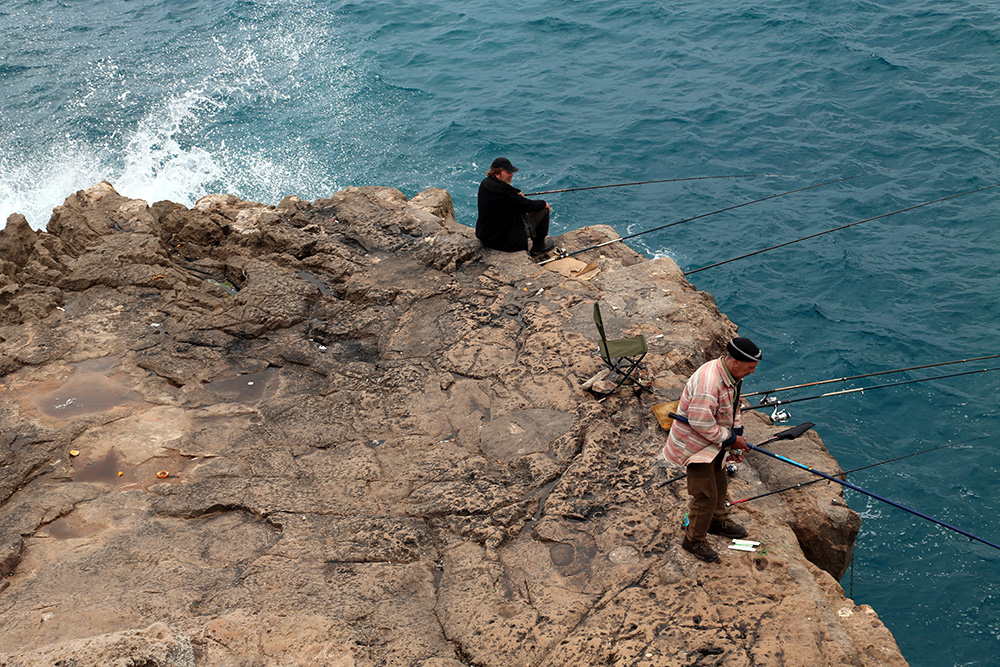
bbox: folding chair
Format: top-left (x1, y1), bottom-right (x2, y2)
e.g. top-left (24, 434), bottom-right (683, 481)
top-left (592, 302), bottom-right (650, 395)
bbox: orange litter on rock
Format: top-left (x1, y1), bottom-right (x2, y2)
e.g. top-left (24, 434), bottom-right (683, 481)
top-left (157, 471), bottom-right (169, 478)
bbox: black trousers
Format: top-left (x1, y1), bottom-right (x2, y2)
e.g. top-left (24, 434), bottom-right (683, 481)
top-left (525, 208), bottom-right (549, 245)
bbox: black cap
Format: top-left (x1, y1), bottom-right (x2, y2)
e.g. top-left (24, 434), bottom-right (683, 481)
top-left (490, 157), bottom-right (519, 172)
top-left (726, 337), bottom-right (762, 362)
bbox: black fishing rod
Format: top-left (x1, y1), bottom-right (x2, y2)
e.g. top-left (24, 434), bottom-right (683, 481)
top-left (685, 182), bottom-right (1000, 275)
top-left (747, 428), bottom-right (1000, 552)
top-left (745, 354), bottom-right (1000, 398)
top-left (728, 435), bottom-right (988, 506)
top-left (523, 173), bottom-right (781, 196)
top-left (746, 365), bottom-right (1000, 410)
top-left (538, 175), bottom-right (860, 265)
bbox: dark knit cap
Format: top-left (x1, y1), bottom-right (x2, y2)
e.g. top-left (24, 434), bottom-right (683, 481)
top-left (490, 157), bottom-right (519, 172)
top-left (727, 337), bottom-right (762, 362)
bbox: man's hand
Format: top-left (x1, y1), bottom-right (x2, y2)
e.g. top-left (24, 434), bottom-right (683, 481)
top-left (733, 435), bottom-right (749, 451)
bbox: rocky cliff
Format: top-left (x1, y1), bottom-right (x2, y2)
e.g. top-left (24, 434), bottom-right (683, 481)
top-left (0, 183), bottom-right (906, 666)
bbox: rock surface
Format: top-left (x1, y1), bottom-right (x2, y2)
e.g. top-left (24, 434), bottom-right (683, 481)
top-left (0, 183), bottom-right (904, 666)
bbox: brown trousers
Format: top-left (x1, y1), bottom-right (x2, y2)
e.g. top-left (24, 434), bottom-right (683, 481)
top-left (685, 449), bottom-right (729, 541)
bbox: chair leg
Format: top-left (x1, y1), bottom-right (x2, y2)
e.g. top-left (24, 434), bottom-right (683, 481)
top-left (600, 357), bottom-right (652, 395)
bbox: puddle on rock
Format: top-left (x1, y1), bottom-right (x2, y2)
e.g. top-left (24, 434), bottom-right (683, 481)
top-left (549, 542), bottom-right (576, 567)
top-left (203, 277), bottom-right (239, 296)
top-left (296, 270), bottom-right (334, 296)
top-left (203, 368), bottom-right (277, 404)
top-left (29, 356), bottom-right (146, 420)
top-left (39, 513), bottom-right (107, 540)
top-left (72, 448), bottom-right (199, 490)
top-left (548, 540), bottom-right (597, 575)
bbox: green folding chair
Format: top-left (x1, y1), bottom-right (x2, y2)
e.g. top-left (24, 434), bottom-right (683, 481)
top-left (593, 302), bottom-right (650, 395)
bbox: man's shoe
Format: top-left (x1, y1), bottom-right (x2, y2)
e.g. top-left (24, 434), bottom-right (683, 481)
top-left (682, 536), bottom-right (720, 563)
top-left (708, 518), bottom-right (748, 539)
top-left (529, 238), bottom-right (555, 256)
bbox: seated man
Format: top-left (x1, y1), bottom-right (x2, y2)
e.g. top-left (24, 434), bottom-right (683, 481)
top-left (475, 157), bottom-right (554, 255)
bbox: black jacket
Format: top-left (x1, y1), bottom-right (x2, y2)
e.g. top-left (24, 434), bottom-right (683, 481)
top-left (475, 175), bottom-right (547, 251)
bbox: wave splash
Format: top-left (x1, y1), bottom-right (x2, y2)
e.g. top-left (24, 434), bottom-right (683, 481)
top-left (0, 4), bottom-right (359, 230)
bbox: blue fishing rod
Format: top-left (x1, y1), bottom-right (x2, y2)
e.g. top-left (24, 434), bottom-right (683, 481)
top-left (668, 413), bottom-right (1000, 552)
top-left (728, 434), bottom-right (989, 506)
top-left (655, 417), bottom-right (814, 488)
top-left (749, 430), bottom-right (1000, 552)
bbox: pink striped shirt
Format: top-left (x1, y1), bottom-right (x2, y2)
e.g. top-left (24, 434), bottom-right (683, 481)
top-left (663, 357), bottom-right (742, 466)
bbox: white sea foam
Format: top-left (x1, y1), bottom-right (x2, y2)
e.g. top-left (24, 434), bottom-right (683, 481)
top-left (113, 90), bottom-right (226, 209)
top-left (0, 93), bottom-right (227, 230)
top-left (0, 142), bottom-right (108, 230)
top-left (1, 4), bottom-right (354, 230)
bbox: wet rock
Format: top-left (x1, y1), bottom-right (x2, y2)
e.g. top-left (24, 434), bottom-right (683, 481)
top-left (0, 182), bottom-right (905, 666)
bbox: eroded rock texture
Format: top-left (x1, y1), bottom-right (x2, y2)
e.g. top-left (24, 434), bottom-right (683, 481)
top-left (0, 183), bottom-right (902, 666)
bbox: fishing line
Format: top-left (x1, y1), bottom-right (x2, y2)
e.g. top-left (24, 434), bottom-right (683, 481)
top-left (538, 175), bottom-right (861, 265)
top-left (523, 173), bottom-right (781, 196)
top-left (728, 435), bottom-right (989, 506)
top-left (746, 365), bottom-right (1000, 410)
top-left (745, 354), bottom-right (1000, 398)
top-left (684, 182), bottom-right (1000, 275)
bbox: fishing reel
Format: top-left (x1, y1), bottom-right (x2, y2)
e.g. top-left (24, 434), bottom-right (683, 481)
top-left (757, 394), bottom-right (790, 423)
top-left (770, 407), bottom-right (790, 423)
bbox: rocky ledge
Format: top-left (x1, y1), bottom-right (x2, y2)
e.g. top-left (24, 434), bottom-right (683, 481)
top-left (0, 183), bottom-right (906, 666)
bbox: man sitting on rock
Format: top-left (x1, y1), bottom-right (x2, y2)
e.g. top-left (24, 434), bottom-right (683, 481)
top-left (663, 338), bottom-right (761, 562)
top-left (475, 157), bottom-right (555, 256)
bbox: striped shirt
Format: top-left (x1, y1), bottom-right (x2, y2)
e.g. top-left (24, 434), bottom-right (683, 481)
top-left (663, 357), bottom-right (742, 466)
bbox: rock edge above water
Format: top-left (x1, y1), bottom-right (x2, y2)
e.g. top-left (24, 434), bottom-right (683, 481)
top-left (0, 183), bottom-right (905, 666)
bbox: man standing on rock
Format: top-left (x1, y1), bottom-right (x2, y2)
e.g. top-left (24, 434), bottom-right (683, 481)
top-left (663, 338), bottom-right (762, 562)
top-left (475, 157), bottom-right (555, 255)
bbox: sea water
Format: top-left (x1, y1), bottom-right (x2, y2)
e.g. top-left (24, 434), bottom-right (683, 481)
top-left (2, 1), bottom-right (998, 664)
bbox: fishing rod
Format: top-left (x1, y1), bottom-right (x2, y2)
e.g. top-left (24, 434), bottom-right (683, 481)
top-left (523, 173), bottom-right (781, 196)
top-left (746, 365), bottom-right (1000, 410)
top-left (661, 413), bottom-right (1000, 551)
top-left (748, 428), bottom-right (1000, 552)
top-left (653, 416), bottom-right (814, 489)
top-left (685, 182), bottom-right (1000, 275)
top-left (745, 354), bottom-right (1000, 398)
top-left (728, 435), bottom-right (988, 506)
top-left (538, 175), bottom-right (860, 265)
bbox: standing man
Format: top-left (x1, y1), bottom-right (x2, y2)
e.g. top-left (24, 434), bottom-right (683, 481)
top-left (663, 338), bottom-right (762, 562)
top-left (476, 157), bottom-right (555, 255)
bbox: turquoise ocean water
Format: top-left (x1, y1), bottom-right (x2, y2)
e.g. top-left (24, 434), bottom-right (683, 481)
top-left (1, 1), bottom-right (998, 664)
